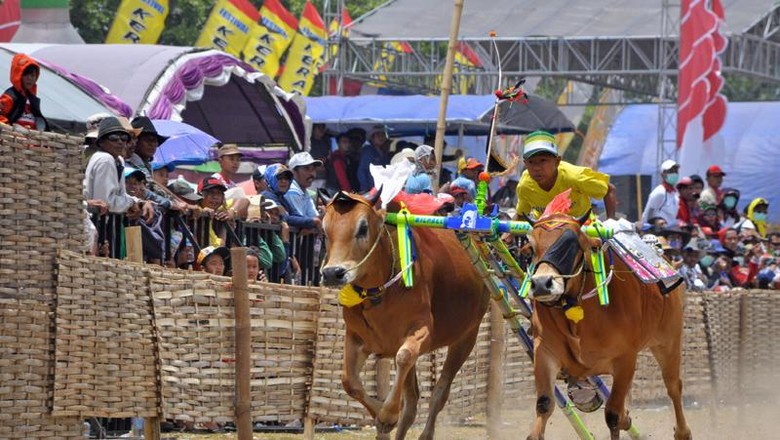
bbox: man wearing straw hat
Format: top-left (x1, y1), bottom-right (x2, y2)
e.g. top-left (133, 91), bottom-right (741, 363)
top-left (83, 117), bottom-right (153, 222)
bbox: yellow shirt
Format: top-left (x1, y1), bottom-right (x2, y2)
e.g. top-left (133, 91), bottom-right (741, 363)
top-left (515, 161), bottom-right (609, 218)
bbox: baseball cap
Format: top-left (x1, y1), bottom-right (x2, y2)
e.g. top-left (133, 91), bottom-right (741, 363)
top-left (196, 245), bottom-right (230, 269)
top-left (218, 143), bottom-right (242, 157)
top-left (706, 165), bottom-right (726, 176)
top-left (252, 165), bottom-right (267, 181)
top-left (262, 199), bottom-right (280, 211)
top-left (123, 167), bottom-right (145, 181)
top-left (197, 176), bottom-right (227, 194)
top-left (288, 152), bottom-right (323, 169)
top-left (168, 180), bottom-right (202, 202)
top-left (661, 160), bottom-right (679, 172)
top-left (458, 157), bottom-right (484, 172)
top-left (522, 131), bottom-right (559, 160)
top-left (675, 177), bottom-right (693, 189)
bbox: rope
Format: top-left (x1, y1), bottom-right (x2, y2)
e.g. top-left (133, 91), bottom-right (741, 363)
top-left (342, 223), bottom-right (391, 275)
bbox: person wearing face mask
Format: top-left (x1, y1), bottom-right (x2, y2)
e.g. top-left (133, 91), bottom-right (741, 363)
top-left (717, 188), bottom-right (741, 228)
top-left (642, 159), bottom-right (681, 226)
top-left (735, 198), bottom-right (770, 239)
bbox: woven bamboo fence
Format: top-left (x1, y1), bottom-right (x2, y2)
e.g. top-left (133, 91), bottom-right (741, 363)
top-left (0, 126), bottom-right (89, 439)
top-left (2, 125), bottom-right (780, 438)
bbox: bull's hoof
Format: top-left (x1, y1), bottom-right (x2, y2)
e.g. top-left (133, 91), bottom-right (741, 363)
top-left (376, 418), bottom-right (397, 435)
top-left (375, 432), bottom-right (391, 440)
top-left (526, 435), bottom-right (544, 440)
top-left (674, 427), bottom-right (692, 440)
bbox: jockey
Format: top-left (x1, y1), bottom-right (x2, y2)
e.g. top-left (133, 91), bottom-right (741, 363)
top-left (513, 131), bottom-right (616, 220)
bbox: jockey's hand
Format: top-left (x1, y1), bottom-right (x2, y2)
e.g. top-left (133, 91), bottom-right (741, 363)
top-left (311, 217), bottom-right (322, 230)
top-left (501, 232), bottom-right (514, 245)
top-left (201, 207), bottom-right (215, 218)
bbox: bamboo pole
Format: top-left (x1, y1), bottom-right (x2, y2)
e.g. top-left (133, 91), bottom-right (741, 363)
top-left (486, 301), bottom-right (505, 438)
top-left (232, 247), bottom-right (252, 440)
top-left (432, 0), bottom-right (465, 192)
top-left (124, 226), bottom-right (161, 440)
top-left (125, 225), bottom-right (143, 266)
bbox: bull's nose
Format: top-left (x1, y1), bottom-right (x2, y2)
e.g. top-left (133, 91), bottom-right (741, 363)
top-left (321, 266), bottom-right (347, 285)
top-left (531, 275), bottom-right (554, 296)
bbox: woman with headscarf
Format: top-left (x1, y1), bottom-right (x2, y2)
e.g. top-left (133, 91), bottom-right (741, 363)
top-left (404, 144), bottom-right (436, 194)
top-left (736, 197), bottom-right (770, 238)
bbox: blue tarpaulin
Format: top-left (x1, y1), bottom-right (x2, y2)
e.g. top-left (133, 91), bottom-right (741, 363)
top-left (305, 94), bottom-right (574, 137)
top-left (599, 102), bottom-right (780, 224)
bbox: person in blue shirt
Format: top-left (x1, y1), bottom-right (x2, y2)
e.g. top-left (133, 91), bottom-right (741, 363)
top-left (357, 126), bottom-right (391, 191)
top-left (284, 152), bottom-right (323, 232)
top-left (262, 163), bottom-right (320, 230)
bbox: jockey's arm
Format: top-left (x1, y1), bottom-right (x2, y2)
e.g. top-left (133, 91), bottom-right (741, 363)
top-left (604, 183), bottom-right (617, 219)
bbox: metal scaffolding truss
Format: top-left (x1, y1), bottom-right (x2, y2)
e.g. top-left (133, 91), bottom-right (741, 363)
top-left (323, 4), bottom-right (780, 97)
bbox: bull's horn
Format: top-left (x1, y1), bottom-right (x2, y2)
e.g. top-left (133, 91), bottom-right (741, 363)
top-left (575, 209), bottom-right (592, 226)
top-left (317, 188), bottom-right (334, 206)
top-left (367, 186), bottom-right (382, 207)
top-left (522, 212), bottom-right (537, 227)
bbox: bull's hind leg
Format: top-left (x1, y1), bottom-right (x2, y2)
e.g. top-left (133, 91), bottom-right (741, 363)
top-left (418, 327), bottom-right (480, 440)
top-left (394, 364), bottom-right (420, 440)
top-left (650, 342), bottom-right (692, 440)
top-left (605, 354), bottom-right (638, 440)
top-left (342, 332), bottom-right (383, 418)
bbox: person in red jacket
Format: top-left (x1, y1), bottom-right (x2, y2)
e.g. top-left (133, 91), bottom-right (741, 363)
top-left (0, 53), bottom-right (48, 131)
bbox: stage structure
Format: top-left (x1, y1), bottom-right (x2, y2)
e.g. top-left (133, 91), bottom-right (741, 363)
top-left (322, 0), bottom-right (780, 96)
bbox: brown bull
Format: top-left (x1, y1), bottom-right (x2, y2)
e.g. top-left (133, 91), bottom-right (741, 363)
top-left (320, 191), bottom-right (489, 440)
top-left (523, 194), bottom-right (691, 440)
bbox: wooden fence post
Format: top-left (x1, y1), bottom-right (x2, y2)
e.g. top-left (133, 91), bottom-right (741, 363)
top-left (231, 247), bottom-right (253, 440)
top-left (124, 226), bottom-right (161, 440)
top-left (487, 301), bottom-right (505, 438)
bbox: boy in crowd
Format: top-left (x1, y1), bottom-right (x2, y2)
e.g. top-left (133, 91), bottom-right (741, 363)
top-left (196, 246), bottom-right (230, 276)
top-left (0, 53), bottom-right (48, 130)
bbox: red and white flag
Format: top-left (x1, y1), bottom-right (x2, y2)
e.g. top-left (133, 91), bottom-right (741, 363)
top-left (677, 0), bottom-right (728, 176)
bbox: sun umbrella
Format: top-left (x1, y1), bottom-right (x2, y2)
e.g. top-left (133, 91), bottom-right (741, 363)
top-left (151, 119), bottom-right (221, 167)
top-left (479, 94), bottom-right (575, 134)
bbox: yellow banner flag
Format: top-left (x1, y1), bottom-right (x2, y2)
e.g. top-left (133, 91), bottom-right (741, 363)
top-left (105, 0), bottom-right (169, 44)
top-left (241, 0), bottom-right (298, 77)
top-left (195, 0), bottom-right (259, 57)
top-left (277, 1), bottom-right (327, 96)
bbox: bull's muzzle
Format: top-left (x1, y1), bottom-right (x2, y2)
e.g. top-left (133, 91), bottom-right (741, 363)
top-left (530, 274), bottom-right (564, 302)
top-left (321, 265), bottom-right (348, 286)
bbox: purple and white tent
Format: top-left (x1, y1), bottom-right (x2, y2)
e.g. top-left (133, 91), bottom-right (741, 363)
top-left (0, 44), bottom-right (307, 153)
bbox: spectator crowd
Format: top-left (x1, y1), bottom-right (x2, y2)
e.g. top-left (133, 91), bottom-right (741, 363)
top-left (2, 52), bottom-right (775, 292)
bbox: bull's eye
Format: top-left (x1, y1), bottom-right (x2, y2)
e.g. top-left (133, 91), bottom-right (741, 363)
top-left (356, 220), bottom-right (368, 238)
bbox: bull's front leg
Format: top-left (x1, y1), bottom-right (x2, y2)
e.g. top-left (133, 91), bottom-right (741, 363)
top-left (528, 343), bottom-right (560, 440)
top-left (341, 331), bottom-right (383, 418)
top-left (376, 325), bottom-right (430, 437)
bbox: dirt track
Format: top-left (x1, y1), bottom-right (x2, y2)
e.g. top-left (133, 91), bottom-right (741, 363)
top-left (168, 399), bottom-right (779, 439)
